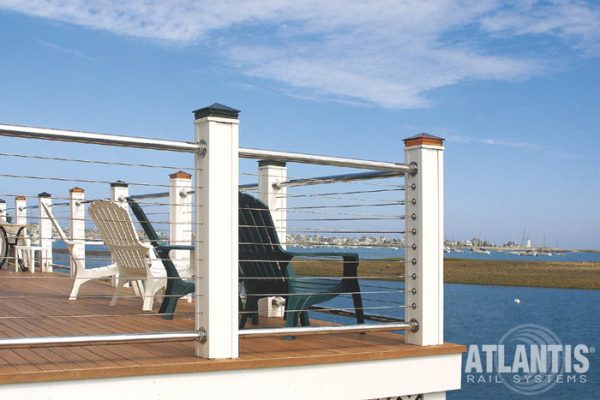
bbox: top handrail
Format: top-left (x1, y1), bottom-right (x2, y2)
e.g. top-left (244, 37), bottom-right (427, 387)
top-left (0, 124), bottom-right (199, 153)
top-left (0, 123), bottom-right (410, 172)
top-left (238, 148), bottom-right (410, 172)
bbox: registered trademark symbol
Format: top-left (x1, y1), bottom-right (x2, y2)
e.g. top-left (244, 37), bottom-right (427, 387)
top-left (590, 346), bottom-right (596, 354)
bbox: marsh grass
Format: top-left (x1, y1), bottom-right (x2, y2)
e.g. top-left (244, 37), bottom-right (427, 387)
top-left (292, 258), bottom-right (600, 290)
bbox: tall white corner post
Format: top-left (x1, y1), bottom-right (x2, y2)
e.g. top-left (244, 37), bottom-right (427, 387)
top-left (69, 188), bottom-right (85, 278)
top-left (404, 134), bottom-right (445, 348)
top-left (169, 171), bottom-right (193, 262)
top-left (193, 103), bottom-right (240, 359)
top-left (38, 192), bottom-right (53, 272)
top-left (258, 160), bottom-right (287, 247)
top-left (15, 196), bottom-right (27, 225)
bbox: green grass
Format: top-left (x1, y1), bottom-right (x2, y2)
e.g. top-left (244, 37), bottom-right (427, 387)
top-left (292, 258), bottom-right (600, 290)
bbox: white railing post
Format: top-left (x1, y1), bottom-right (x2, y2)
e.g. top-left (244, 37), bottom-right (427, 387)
top-left (69, 187), bottom-right (85, 278)
top-left (169, 171), bottom-right (193, 261)
top-left (0, 199), bottom-right (6, 222)
top-left (15, 196), bottom-right (27, 226)
top-left (258, 160), bottom-right (287, 248)
top-left (110, 181), bottom-right (129, 287)
top-left (38, 192), bottom-right (53, 272)
top-left (110, 181), bottom-right (129, 210)
top-left (194, 103), bottom-right (240, 359)
top-left (404, 134), bottom-right (444, 348)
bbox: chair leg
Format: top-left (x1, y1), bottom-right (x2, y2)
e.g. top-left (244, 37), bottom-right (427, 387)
top-left (69, 277), bottom-right (91, 300)
top-left (159, 279), bottom-right (195, 318)
top-left (142, 293), bottom-right (154, 311)
top-left (242, 297), bottom-right (259, 326)
top-left (299, 311), bottom-right (310, 327)
top-left (239, 297), bottom-right (248, 329)
top-left (132, 280), bottom-right (144, 297)
top-left (285, 296), bottom-right (302, 328)
top-left (143, 278), bottom-right (164, 311)
top-left (161, 295), bottom-right (179, 319)
top-left (346, 279), bottom-right (365, 324)
top-left (110, 279), bottom-right (126, 306)
top-left (160, 291), bottom-right (178, 320)
top-left (352, 293), bottom-right (365, 324)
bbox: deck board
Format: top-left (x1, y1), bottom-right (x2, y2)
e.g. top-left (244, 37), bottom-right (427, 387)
top-left (0, 269), bottom-right (464, 384)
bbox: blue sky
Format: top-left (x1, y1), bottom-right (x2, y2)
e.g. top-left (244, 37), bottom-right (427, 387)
top-left (0, 1), bottom-right (599, 249)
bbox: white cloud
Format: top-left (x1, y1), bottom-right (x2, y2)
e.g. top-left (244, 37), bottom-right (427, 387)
top-left (1, 0), bottom-right (599, 108)
top-left (481, 1), bottom-right (600, 52)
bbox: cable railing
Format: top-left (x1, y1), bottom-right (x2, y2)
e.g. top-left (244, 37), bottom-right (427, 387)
top-left (0, 104), bottom-right (444, 360)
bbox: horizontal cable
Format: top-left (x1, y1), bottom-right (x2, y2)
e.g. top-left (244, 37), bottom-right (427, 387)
top-left (360, 282), bottom-right (407, 291)
top-left (20, 215), bottom-right (198, 226)
top-left (0, 293), bottom-right (200, 300)
top-left (285, 210), bottom-right (405, 220)
top-left (285, 217), bottom-right (404, 222)
top-left (278, 194), bottom-right (402, 203)
top-left (281, 188), bottom-right (405, 198)
top-left (243, 242), bottom-right (405, 248)
top-left (240, 275), bottom-right (405, 281)
top-left (0, 173), bottom-right (172, 188)
top-left (0, 193), bottom-right (76, 201)
top-left (0, 151), bottom-right (194, 171)
top-left (244, 289), bottom-right (403, 297)
top-left (286, 228), bottom-right (405, 234)
top-left (241, 170), bottom-right (405, 189)
top-left (0, 312), bottom-right (198, 320)
top-left (238, 304), bottom-right (408, 315)
top-left (280, 202), bottom-right (404, 210)
top-left (309, 306), bottom-right (405, 323)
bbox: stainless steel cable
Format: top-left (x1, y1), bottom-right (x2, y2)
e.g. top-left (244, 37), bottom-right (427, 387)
top-left (0, 151), bottom-right (195, 171)
top-left (0, 173), bottom-right (172, 188)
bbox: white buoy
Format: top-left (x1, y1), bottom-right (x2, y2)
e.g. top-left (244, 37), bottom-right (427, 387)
top-left (514, 298), bottom-right (521, 304)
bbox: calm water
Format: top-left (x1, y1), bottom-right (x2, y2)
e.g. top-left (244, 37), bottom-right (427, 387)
top-left (445, 284), bottom-right (600, 399)
top-left (53, 243), bottom-right (600, 398)
top-left (318, 282), bottom-right (600, 399)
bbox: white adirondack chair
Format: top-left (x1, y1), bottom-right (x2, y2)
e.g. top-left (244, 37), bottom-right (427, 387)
top-left (88, 200), bottom-right (191, 311)
top-left (41, 202), bottom-right (119, 300)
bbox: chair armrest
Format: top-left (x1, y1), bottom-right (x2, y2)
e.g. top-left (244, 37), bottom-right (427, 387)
top-left (156, 244), bottom-right (195, 252)
top-left (287, 251), bottom-right (359, 277)
top-left (287, 251), bottom-right (358, 260)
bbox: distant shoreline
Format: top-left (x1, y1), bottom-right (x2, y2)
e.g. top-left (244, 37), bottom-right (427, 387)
top-left (293, 258), bottom-right (600, 290)
top-left (54, 248), bottom-right (600, 290)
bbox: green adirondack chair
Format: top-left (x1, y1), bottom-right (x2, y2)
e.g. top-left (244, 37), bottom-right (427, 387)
top-left (238, 192), bottom-right (364, 328)
top-left (127, 193), bottom-right (365, 328)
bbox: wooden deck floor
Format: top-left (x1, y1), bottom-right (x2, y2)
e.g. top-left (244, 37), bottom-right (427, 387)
top-left (0, 268), bottom-right (464, 384)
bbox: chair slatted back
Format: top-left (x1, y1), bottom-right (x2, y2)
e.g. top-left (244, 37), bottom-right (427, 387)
top-left (89, 200), bottom-right (149, 279)
top-left (41, 202), bottom-right (83, 273)
top-left (239, 193), bottom-right (290, 296)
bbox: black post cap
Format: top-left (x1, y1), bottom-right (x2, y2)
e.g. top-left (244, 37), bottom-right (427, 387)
top-left (38, 192), bottom-right (52, 198)
top-left (193, 103), bottom-right (240, 120)
top-left (0, 198), bottom-right (5, 204)
top-left (111, 180), bottom-right (129, 188)
top-left (258, 160), bottom-right (286, 168)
